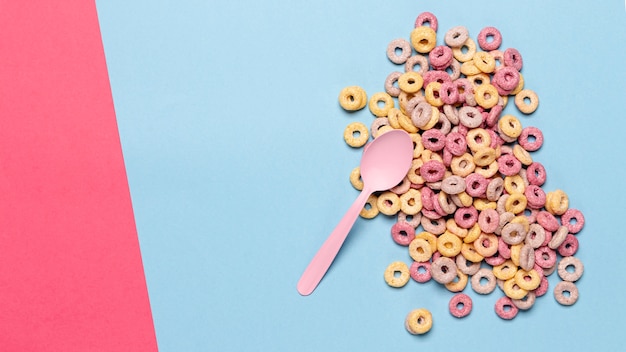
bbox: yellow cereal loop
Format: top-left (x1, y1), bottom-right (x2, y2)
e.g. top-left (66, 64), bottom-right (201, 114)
top-left (510, 243), bottom-right (523, 267)
top-left (473, 51), bottom-right (496, 73)
top-left (384, 261), bottom-right (410, 288)
top-left (510, 73), bottom-right (524, 95)
top-left (466, 128), bottom-right (492, 152)
top-left (450, 153), bottom-right (476, 177)
top-left (493, 260), bottom-right (518, 280)
top-left (505, 193), bottom-right (527, 214)
top-left (397, 110), bottom-right (418, 133)
top-left (460, 242), bottom-right (484, 263)
top-left (452, 37), bottom-right (476, 62)
top-left (514, 269), bottom-right (541, 291)
top-left (421, 106), bottom-right (441, 130)
top-left (514, 89), bottom-right (539, 114)
top-left (513, 144), bottom-right (533, 166)
top-left (474, 83), bottom-right (499, 109)
top-left (456, 191), bottom-right (474, 208)
top-left (387, 108), bottom-right (403, 129)
top-left (473, 198), bottom-right (496, 211)
top-left (369, 92), bottom-right (395, 117)
top-left (424, 82), bottom-right (444, 107)
top-left (407, 158), bottom-right (425, 185)
top-left (498, 115), bottom-right (523, 138)
top-left (437, 231), bottom-right (463, 257)
top-left (360, 194), bottom-right (379, 219)
top-left (398, 71), bottom-right (424, 93)
top-left (446, 218), bottom-right (468, 238)
top-left (400, 188), bottom-right (422, 215)
top-left (405, 308), bottom-right (433, 335)
top-left (338, 85), bottom-right (367, 111)
top-left (349, 166), bottom-right (363, 191)
top-left (463, 223), bottom-right (481, 244)
top-left (409, 238), bottom-right (432, 262)
top-left (377, 191), bottom-right (401, 216)
top-left (510, 215), bottom-right (530, 233)
top-left (410, 133), bottom-right (424, 159)
top-left (504, 175), bottom-right (526, 194)
top-left (460, 61), bottom-right (481, 76)
top-left (467, 73), bottom-right (491, 89)
top-left (410, 26), bottom-right (437, 54)
top-left (545, 189), bottom-right (569, 215)
top-left (445, 269), bottom-right (468, 292)
top-left (421, 149), bottom-right (443, 163)
top-left (503, 277), bottom-right (528, 300)
top-left (473, 147), bottom-right (497, 167)
top-left (415, 231), bottom-right (438, 254)
top-left (474, 161), bottom-right (499, 178)
top-left (343, 122), bottom-right (369, 148)
top-left (374, 125), bottom-right (394, 137)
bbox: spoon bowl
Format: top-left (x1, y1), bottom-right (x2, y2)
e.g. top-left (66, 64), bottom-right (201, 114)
top-left (297, 129), bottom-right (414, 296)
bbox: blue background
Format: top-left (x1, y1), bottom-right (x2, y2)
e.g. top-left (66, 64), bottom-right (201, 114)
top-left (96, 1), bottom-right (625, 351)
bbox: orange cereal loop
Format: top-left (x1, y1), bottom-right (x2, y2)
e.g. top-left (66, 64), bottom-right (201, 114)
top-left (473, 51), bottom-right (496, 73)
top-left (460, 61), bottom-right (481, 76)
top-left (338, 86), bottom-right (367, 111)
top-left (456, 191), bottom-right (474, 208)
top-left (444, 269), bottom-right (468, 292)
top-left (446, 218), bottom-right (468, 238)
top-left (473, 198), bottom-right (496, 211)
top-left (473, 147), bottom-right (497, 167)
top-left (410, 133), bottom-right (425, 159)
top-left (437, 231), bottom-right (463, 257)
top-left (400, 188), bottom-right (423, 215)
top-left (360, 194), bottom-right (379, 219)
top-left (474, 232), bottom-right (498, 257)
top-left (405, 308), bottom-right (433, 335)
top-left (376, 191), bottom-right (401, 216)
top-left (398, 71), bottom-right (424, 93)
top-left (498, 115), bottom-right (523, 138)
top-left (450, 153), bottom-right (476, 177)
top-left (410, 26), bottom-right (437, 54)
top-left (407, 158), bottom-right (425, 185)
top-left (452, 37), bottom-right (476, 62)
top-left (369, 92), bottom-right (395, 117)
top-left (384, 261), bottom-right (410, 288)
top-left (514, 89), bottom-right (539, 114)
top-left (424, 82), bottom-right (444, 107)
top-left (474, 83), bottom-right (499, 109)
top-left (349, 166), bottom-right (363, 190)
top-left (545, 189), bottom-right (569, 215)
top-left (510, 243), bottom-right (523, 267)
top-left (343, 122), bottom-right (369, 148)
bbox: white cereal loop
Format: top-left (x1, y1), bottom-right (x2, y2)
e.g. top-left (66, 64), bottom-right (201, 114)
top-left (387, 38), bottom-right (412, 64)
top-left (444, 26), bottom-right (469, 47)
top-left (557, 256), bottom-right (584, 282)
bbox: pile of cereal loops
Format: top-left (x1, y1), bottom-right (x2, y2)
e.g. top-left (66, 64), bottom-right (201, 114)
top-left (338, 12), bottom-right (585, 335)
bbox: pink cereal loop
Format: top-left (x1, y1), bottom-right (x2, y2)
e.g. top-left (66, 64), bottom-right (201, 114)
top-left (454, 206), bottom-right (478, 229)
top-left (429, 45), bottom-right (453, 70)
top-left (526, 162), bottom-right (547, 186)
top-left (534, 246), bottom-right (557, 269)
top-left (561, 208), bottom-right (585, 234)
top-left (504, 48), bottom-right (523, 71)
top-left (465, 173), bottom-right (489, 198)
top-left (518, 126), bottom-right (544, 152)
top-left (537, 210), bottom-right (560, 232)
top-left (498, 237), bottom-right (512, 259)
top-left (420, 160), bottom-right (446, 182)
top-left (557, 234), bottom-right (579, 257)
top-left (421, 186), bottom-right (435, 211)
top-left (477, 26), bottom-right (502, 51)
top-left (497, 154), bottom-right (522, 176)
top-left (440, 81), bottom-right (459, 105)
top-left (414, 12), bottom-right (438, 31)
top-left (445, 131), bottom-right (468, 156)
top-left (495, 296), bottom-right (518, 320)
top-left (449, 293), bottom-right (473, 318)
top-left (525, 184), bottom-right (546, 209)
top-left (478, 208), bottom-right (499, 233)
top-left (391, 221), bottom-right (416, 246)
top-left (484, 254), bottom-right (506, 266)
top-left (422, 129), bottom-right (447, 151)
top-left (534, 276), bottom-right (549, 297)
top-left (410, 261), bottom-right (432, 283)
top-left (422, 70), bottom-right (452, 87)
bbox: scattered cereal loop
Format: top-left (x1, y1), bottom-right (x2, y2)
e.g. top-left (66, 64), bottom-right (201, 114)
top-left (338, 86), bottom-right (367, 111)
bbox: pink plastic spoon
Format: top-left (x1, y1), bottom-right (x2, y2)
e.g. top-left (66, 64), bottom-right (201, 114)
top-left (297, 129), bottom-right (414, 296)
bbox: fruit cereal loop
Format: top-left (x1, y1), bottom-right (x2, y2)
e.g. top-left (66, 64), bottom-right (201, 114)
top-left (409, 238), bottom-right (433, 262)
top-left (398, 71), bottom-right (424, 94)
top-left (554, 281), bottom-right (579, 306)
top-left (338, 86), bottom-right (367, 111)
top-left (410, 261), bottom-right (432, 283)
top-left (514, 89), bottom-right (539, 114)
top-left (414, 11), bottom-right (438, 31)
top-left (477, 26), bottom-right (502, 51)
top-left (384, 261), bottom-right (410, 288)
top-left (546, 189), bottom-right (569, 216)
top-left (478, 208), bottom-right (500, 233)
top-left (485, 253), bottom-right (506, 266)
top-left (421, 216), bottom-right (446, 235)
top-left (524, 184), bottom-right (546, 209)
top-left (526, 162), bottom-right (547, 186)
top-left (445, 132), bottom-right (468, 156)
top-left (437, 231), bottom-right (463, 257)
top-left (360, 194), bottom-right (379, 219)
top-left (424, 82), bottom-right (445, 107)
top-left (416, 231), bottom-right (438, 254)
top-left (452, 37), bottom-right (477, 62)
top-left (387, 38), bottom-right (412, 64)
top-left (534, 246), bottom-right (557, 269)
top-left (534, 276), bottom-right (549, 297)
top-left (560, 208), bottom-right (585, 234)
top-left (454, 206), bottom-right (479, 229)
top-left (437, 192), bottom-right (457, 215)
top-left (474, 233), bottom-right (499, 257)
top-left (391, 221), bottom-right (416, 246)
top-left (558, 234), bottom-right (579, 257)
top-left (457, 248), bottom-right (482, 269)
top-left (370, 118), bottom-right (390, 139)
top-left (465, 173), bottom-right (489, 198)
top-left (445, 268), bottom-right (469, 292)
top-left (514, 268), bottom-right (541, 291)
top-left (486, 177), bottom-right (504, 202)
top-left (431, 256), bottom-right (458, 284)
top-left (473, 51), bottom-right (497, 74)
top-left (422, 129), bottom-right (447, 151)
top-left (449, 293), bottom-right (473, 318)
top-left (444, 26), bottom-right (469, 47)
top-left (498, 237), bottom-right (512, 259)
top-left (405, 54), bottom-right (430, 74)
top-left (504, 48), bottom-right (523, 71)
top-left (495, 296), bottom-right (519, 320)
top-left (391, 176), bottom-right (411, 195)
top-left (384, 71), bottom-right (402, 97)
top-left (377, 191), bottom-right (401, 216)
top-left (440, 81), bottom-right (460, 105)
top-left (548, 225), bottom-right (569, 250)
top-left (420, 160), bottom-right (446, 182)
top-left (497, 154), bottom-right (522, 176)
top-left (500, 222), bottom-right (526, 245)
top-left (405, 308), bottom-right (433, 335)
top-left (411, 102), bottom-right (434, 128)
top-left (498, 115), bottom-right (523, 139)
top-left (441, 175), bottom-right (466, 194)
top-left (398, 211), bottom-right (422, 228)
top-left (525, 223), bottom-right (546, 249)
top-left (410, 26), bottom-right (437, 54)
top-left (349, 166), bottom-right (363, 191)
top-left (400, 188), bottom-right (423, 215)
top-left (512, 291), bottom-right (536, 310)
top-left (458, 106), bottom-right (484, 128)
top-left (343, 122), bottom-right (369, 148)
top-left (450, 153), bottom-right (476, 177)
top-left (558, 256), bottom-right (584, 282)
top-left (492, 66), bottom-right (520, 92)
top-left (466, 128), bottom-right (492, 152)
top-left (429, 45), bottom-right (454, 70)
top-left (503, 278), bottom-right (529, 300)
top-left (472, 268), bottom-right (497, 294)
top-left (368, 92), bottom-right (395, 117)
top-left (537, 210), bottom-right (560, 232)
top-left (493, 260), bottom-right (518, 281)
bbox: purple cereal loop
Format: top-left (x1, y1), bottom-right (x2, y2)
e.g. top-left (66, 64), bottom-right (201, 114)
top-left (458, 106), bottom-right (483, 128)
top-left (518, 126), bottom-right (544, 151)
top-left (420, 160), bottom-right (446, 182)
top-left (501, 222), bottom-right (526, 245)
top-left (525, 223), bottom-right (546, 249)
top-left (441, 175), bottom-right (466, 194)
top-left (456, 254), bottom-right (481, 275)
top-left (471, 268), bottom-right (497, 294)
top-left (405, 95), bottom-right (426, 117)
top-left (497, 154), bottom-right (522, 176)
top-left (484, 254), bottom-right (506, 266)
top-left (464, 173), bottom-right (489, 198)
top-left (398, 211), bottom-right (422, 228)
top-left (512, 291), bottom-right (536, 310)
top-left (537, 211), bottom-right (560, 232)
top-left (454, 206), bottom-right (478, 229)
top-left (535, 246), bottom-right (557, 269)
top-left (411, 102), bottom-right (434, 128)
top-left (498, 237), bottom-right (512, 259)
top-left (391, 221), bottom-right (416, 246)
top-left (558, 233), bottom-right (579, 257)
top-left (477, 26), bottom-right (502, 51)
top-left (526, 162), bottom-right (547, 186)
top-left (387, 38), bottom-right (412, 64)
top-left (548, 225), bottom-right (569, 249)
top-left (485, 104), bottom-right (503, 127)
top-left (504, 48), bottom-right (523, 71)
top-left (486, 177), bottom-right (504, 202)
top-left (554, 281), bottom-right (579, 306)
top-left (405, 54), bottom-right (429, 75)
top-left (440, 81), bottom-right (459, 105)
top-left (422, 129), bottom-right (447, 151)
top-left (561, 208), bottom-right (585, 234)
top-left (410, 261), bottom-right (432, 283)
top-left (478, 208), bottom-right (499, 233)
top-left (495, 296), bottom-right (518, 320)
top-left (414, 12), bottom-right (438, 31)
top-left (449, 293), bottom-right (472, 318)
top-left (447, 59), bottom-right (461, 81)
top-left (445, 131), bottom-right (467, 156)
top-left (524, 184), bottom-right (546, 209)
top-left (519, 244), bottom-right (535, 271)
top-left (384, 71), bottom-right (402, 97)
top-left (429, 45), bottom-right (453, 70)
top-left (430, 257), bottom-right (457, 284)
top-left (534, 276), bottom-right (549, 297)
top-left (444, 26), bottom-right (469, 47)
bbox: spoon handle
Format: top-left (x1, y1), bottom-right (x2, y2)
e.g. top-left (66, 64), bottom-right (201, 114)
top-left (297, 187), bottom-right (373, 296)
